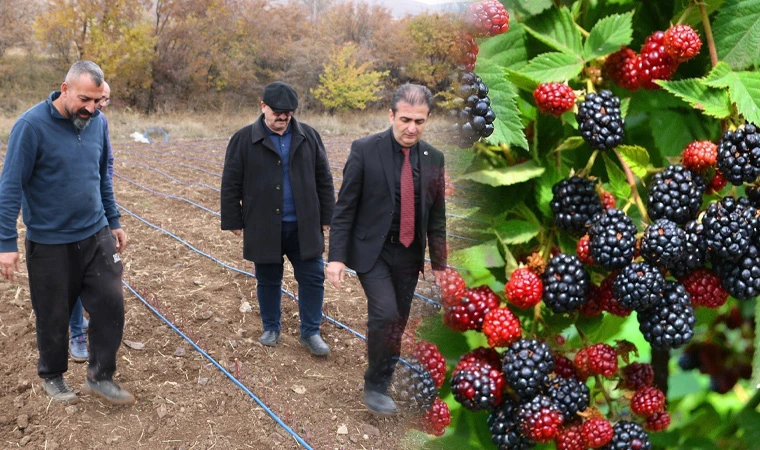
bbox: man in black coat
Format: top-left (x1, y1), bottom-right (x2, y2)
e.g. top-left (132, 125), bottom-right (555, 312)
top-left (221, 81), bottom-right (335, 356)
top-left (326, 84), bottom-right (447, 414)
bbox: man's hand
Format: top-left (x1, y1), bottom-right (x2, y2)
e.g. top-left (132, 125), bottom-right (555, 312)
top-left (322, 225), bottom-right (330, 233)
top-left (433, 269), bottom-right (447, 288)
top-left (230, 229), bottom-right (242, 237)
top-left (0, 252), bottom-right (20, 281)
top-left (112, 228), bottom-right (127, 253)
top-left (326, 261), bottom-right (347, 289)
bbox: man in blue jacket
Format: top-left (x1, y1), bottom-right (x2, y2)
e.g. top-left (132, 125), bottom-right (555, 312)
top-left (0, 61), bottom-right (134, 405)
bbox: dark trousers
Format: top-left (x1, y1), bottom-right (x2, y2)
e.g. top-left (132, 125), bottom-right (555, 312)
top-left (25, 226), bottom-right (125, 381)
top-left (253, 221), bottom-right (325, 338)
top-left (358, 238), bottom-right (422, 393)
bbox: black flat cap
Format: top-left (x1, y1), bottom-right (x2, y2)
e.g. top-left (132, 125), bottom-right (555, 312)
top-left (263, 81), bottom-right (298, 111)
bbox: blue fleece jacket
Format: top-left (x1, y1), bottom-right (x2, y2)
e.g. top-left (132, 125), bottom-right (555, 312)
top-left (0, 91), bottom-right (121, 252)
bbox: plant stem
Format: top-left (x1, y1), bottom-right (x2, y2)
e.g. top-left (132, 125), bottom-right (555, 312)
top-left (575, 23), bottom-right (590, 38)
top-left (580, 150), bottom-right (599, 176)
top-left (613, 149), bottom-right (649, 222)
top-left (675, 4), bottom-right (693, 25)
top-left (595, 374), bottom-right (618, 418)
top-left (651, 349), bottom-right (670, 394)
top-left (697, 1), bottom-right (718, 68)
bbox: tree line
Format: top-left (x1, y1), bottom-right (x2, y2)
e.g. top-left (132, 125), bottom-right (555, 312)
top-left (1, 0), bottom-right (469, 113)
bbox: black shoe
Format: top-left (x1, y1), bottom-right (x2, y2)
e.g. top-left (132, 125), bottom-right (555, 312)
top-left (42, 376), bottom-right (78, 402)
top-left (259, 330), bottom-right (281, 346)
top-left (363, 388), bottom-right (397, 415)
top-left (84, 378), bottom-right (135, 405)
top-left (299, 334), bottom-right (330, 356)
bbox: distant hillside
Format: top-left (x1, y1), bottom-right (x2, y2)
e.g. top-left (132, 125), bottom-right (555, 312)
top-left (366, 0), bottom-right (468, 17)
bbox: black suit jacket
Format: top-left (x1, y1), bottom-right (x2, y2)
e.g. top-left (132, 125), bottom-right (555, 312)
top-left (328, 128), bottom-right (447, 273)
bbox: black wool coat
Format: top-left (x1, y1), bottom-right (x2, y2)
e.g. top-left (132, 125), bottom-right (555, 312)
top-left (220, 115), bottom-right (335, 263)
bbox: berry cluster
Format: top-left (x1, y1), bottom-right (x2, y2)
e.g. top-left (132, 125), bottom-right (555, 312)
top-left (575, 90), bottom-right (625, 151)
top-left (455, 71), bottom-right (496, 146)
top-left (604, 24), bottom-right (702, 91)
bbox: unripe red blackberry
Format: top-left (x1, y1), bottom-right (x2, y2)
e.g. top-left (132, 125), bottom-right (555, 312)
top-left (582, 417), bottom-right (615, 448)
top-left (551, 176), bottom-right (604, 236)
top-left (681, 268), bottom-right (729, 308)
top-left (502, 339), bottom-right (554, 399)
top-left (600, 420), bottom-right (652, 450)
top-left (439, 267), bottom-right (466, 307)
top-left (482, 307), bottom-right (522, 348)
top-left (599, 272), bottom-right (633, 317)
top-left (637, 31), bottom-right (678, 90)
top-left (576, 90), bottom-right (625, 150)
top-left (604, 47), bottom-right (640, 91)
top-left (612, 262), bottom-right (666, 311)
top-left (630, 386), bottom-right (666, 416)
top-left (638, 281), bottom-right (695, 350)
top-left (682, 140), bottom-right (718, 174)
top-left (640, 219), bottom-right (686, 270)
top-left (453, 347), bottom-right (501, 376)
top-left (575, 343), bottom-right (618, 378)
top-left (443, 285), bottom-right (500, 332)
top-left (622, 362), bottom-right (655, 390)
top-left (467, 0), bottom-right (510, 37)
top-left (664, 24), bottom-right (702, 62)
top-left (556, 423), bottom-right (584, 450)
top-left (601, 190), bottom-right (617, 210)
top-left (518, 395), bottom-right (565, 442)
top-left (488, 399), bottom-right (535, 449)
top-left (451, 360), bottom-right (505, 411)
top-left (702, 196), bottom-right (759, 263)
top-left (392, 357), bottom-right (438, 413)
top-left (547, 376), bottom-right (590, 421)
top-left (588, 208), bottom-right (637, 270)
top-left (645, 410), bottom-right (671, 432)
top-left (412, 341), bottom-right (447, 389)
top-left (418, 397), bottom-right (451, 436)
top-left (647, 165), bottom-right (705, 225)
top-left (553, 353), bottom-right (582, 380)
top-left (707, 170), bottom-right (728, 193)
top-left (579, 282), bottom-right (603, 317)
top-left (505, 267), bottom-right (543, 309)
top-left (717, 122), bottom-right (760, 186)
top-left (542, 253), bottom-right (590, 313)
top-left (455, 32), bottom-right (478, 71)
top-left (534, 82), bottom-right (576, 116)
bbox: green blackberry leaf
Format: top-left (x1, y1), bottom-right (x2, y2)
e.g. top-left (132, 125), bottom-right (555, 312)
top-left (713, 0), bottom-right (760, 70)
top-left (583, 12), bottom-right (634, 60)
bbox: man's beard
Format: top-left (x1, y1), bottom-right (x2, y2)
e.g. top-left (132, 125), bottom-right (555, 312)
top-left (69, 107), bottom-right (92, 130)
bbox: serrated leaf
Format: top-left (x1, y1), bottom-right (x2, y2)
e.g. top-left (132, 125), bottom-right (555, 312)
top-left (649, 109), bottom-right (719, 158)
top-left (477, 22), bottom-right (528, 71)
top-left (535, 162), bottom-right (563, 219)
top-left (713, 0), bottom-right (760, 70)
top-left (731, 71), bottom-right (760, 125)
top-left (461, 160), bottom-right (545, 187)
top-left (583, 12), bottom-right (634, 60)
top-left (703, 61), bottom-right (734, 87)
top-left (672, 0), bottom-right (725, 27)
top-left (523, 6), bottom-right (583, 57)
top-left (617, 145), bottom-right (650, 178)
top-left (492, 219), bottom-right (541, 245)
top-left (574, 314), bottom-right (631, 343)
top-left (519, 52), bottom-right (584, 83)
top-left (603, 153), bottom-right (631, 199)
top-left (657, 78), bottom-right (732, 119)
top-left (505, 69), bottom-right (539, 92)
top-left (502, 0), bottom-right (553, 17)
top-left (554, 136), bottom-right (585, 153)
top-left (477, 59), bottom-right (529, 149)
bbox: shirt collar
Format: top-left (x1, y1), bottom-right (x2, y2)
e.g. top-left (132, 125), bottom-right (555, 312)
top-left (264, 120), bottom-right (291, 137)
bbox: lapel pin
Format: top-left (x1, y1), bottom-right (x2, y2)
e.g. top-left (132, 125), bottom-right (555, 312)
top-left (423, 151), bottom-right (428, 155)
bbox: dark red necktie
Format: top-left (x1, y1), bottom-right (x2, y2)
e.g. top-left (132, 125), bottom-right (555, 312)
top-left (400, 147), bottom-right (415, 247)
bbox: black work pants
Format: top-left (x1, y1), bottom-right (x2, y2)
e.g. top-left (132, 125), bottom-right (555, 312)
top-left (357, 237), bottom-right (422, 393)
top-left (25, 226), bottom-right (125, 381)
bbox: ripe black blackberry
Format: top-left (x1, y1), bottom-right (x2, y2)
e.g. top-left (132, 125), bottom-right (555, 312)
top-left (588, 208), bottom-right (637, 270)
top-left (487, 399), bottom-right (535, 449)
top-left (542, 253), bottom-right (590, 313)
top-left (502, 339), bottom-right (554, 399)
top-left (717, 122), bottom-right (760, 186)
top-left (391, 357), bottom-right (438, 413)
top-left (747, 185), bottom-right (760, 208)
top-left (713, 242), bottom-right (760, 300)
top-left (640, 219), bottom-right (686, 270)
top-left (701, 196), bottom-right (759, 263)
top-left (647, 165), bottom-right (705, 224)
top-left (576, 89), bottom-right (625, 150)
top-left (450, 360), bottom-right (504, 411)
top-left (456, 71), bottom-right (496, 146)
top-left (600, 421), bottom-right (652, 450)
top-left (546, 376), bottom-right (590, 421)
top-left (550, 176), bottom-right (604, 236)
top-left (638, 281), bottom-right (695, 350)
top-left (670, 220), bottom-right (707, 278)
top-left (612, 262), bottom-right (666, 311)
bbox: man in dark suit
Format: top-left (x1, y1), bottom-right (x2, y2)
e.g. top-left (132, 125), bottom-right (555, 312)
top-left (326, 84), bottom-right (447, 414)
top-left (221, 81), bottom-right (335, 356)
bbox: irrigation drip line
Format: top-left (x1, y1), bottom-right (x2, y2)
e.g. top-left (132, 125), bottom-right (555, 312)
top-left (120, 161), bottom-right (221, 192)
top-left (122, 280), bottom-right (313, 450)
top-left (120, 145), bottom-right (224, 167)
top-left (114, 171), bottom-right (484, 245)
